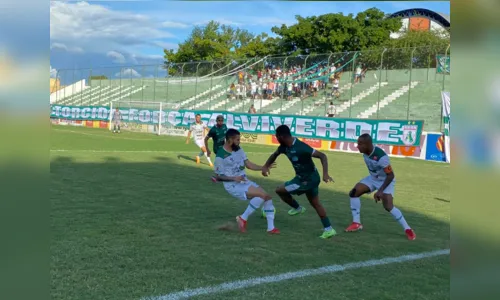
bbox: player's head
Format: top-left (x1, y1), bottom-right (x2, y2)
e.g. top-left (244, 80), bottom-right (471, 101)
top-left (356, 133), bottom-right (373, 155)
top-left (216, 115), bottom-right (224, 127)
top-left (115, 108), bottom-right (119, 111)
top-left (195, 114), bottom-right (201, 123)
top-left (225, 128), bottom-right (241, 151)
top-left (275, 125), bottom-right (292, 145)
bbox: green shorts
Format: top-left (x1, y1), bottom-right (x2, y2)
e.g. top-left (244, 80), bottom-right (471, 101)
top-left (284, 171), bottom-right (320, 197)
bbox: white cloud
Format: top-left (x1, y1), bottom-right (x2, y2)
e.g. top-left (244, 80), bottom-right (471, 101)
top-left (194, 19), bottom-right (242, 26)
top-left (129, 53), bottom-right (164, 65)
top-left (50, 1), bottom-right (175, 54)
top-left (106, 50), bottom-right (126, 64)
top-left (50, 65), bottom-right (58, 78)
top-left (161, 21), bottom-right (189, 28)
top-left (50, 42), bottom-right (84, 53)
top-left (116, 68), bottom-right (141, 78)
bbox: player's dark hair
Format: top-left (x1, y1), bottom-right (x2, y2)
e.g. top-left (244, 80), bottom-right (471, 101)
top-left (359, 133), bottom-right (372, 143)
top-left (275, 125), bottom-right (291, 138)
top-left (216, 115), bottom-right (224, 121)
top-left (226, 128), bottom-right (240, 140)
top-left (195, 113), bottom-right (201, 117)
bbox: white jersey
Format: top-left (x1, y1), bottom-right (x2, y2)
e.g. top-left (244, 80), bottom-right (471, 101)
top-left (362, 146), bottom-right (394, 182)
top-left (189, 122), bottom-right (207, 141)
top-left (214, 147), bottom-right (248, 189)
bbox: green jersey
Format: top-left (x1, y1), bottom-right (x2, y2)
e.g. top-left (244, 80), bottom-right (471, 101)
top-left (207, 124), bottom-right (228, 154)
top-left (278, 138), bottom-right (317, 179)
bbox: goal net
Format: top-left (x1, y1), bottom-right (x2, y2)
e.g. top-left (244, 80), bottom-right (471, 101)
top-left (109, 100), bottom-right (178, 135)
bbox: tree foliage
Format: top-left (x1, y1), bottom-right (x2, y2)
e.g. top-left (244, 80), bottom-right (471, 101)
top-left (163, 8), bottom-right (450, 72)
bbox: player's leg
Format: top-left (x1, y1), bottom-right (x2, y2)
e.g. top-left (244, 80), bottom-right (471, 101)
top-left (345, 179), bottom-right (373, 232)
top-left (199, 145), bottom-right (213, 166)
top-left (246, 185), bottom-right (279, 234)
top-left (378, 183), bottom-right (416, 240)
top-left (113, 121), bottom-right (117, 133)
top-left (305, 189), bottom-right (337, 239)
top-left (275, 179), bottom-right (306, 216)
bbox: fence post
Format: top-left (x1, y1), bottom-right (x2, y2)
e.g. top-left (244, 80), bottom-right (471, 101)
top-left (141, 65), bottom-right (146, 102)
top-left (195, 62), bottom-right (201, 100)
top-left (348, 51), bottom-right (358, 118)
top-left (153, 65), bottom-right (158, 103)
top-left (376, 48), bottom-right (387, 120)
top-left (442, 44), bottom-right (450, 91)
top-left (407, 47), bottom-right (416, 120)
top-left (88, 68), bottom-right (92, 106)
top-left (209, 62), bottom-right (215, 110)
top-left (180, 63), bottom-right (185, 102)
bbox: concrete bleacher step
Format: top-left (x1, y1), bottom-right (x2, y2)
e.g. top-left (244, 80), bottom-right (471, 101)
top-left (189, 88), bottom-right (230, 110)
top-left (270, 97), bottom-right (302, 114)
top-left (97, 85), bottom-right (148, 106)
top-left (298, 83), bottom-right (353, 115)
top-left (357, 82), bottom-right (419, 119)
top-left (227, 98), bottom-right (254, 112)
top-left (178, 84), bottom-right (223, 107)
top-left (335, 82), bottom-right (388, 115)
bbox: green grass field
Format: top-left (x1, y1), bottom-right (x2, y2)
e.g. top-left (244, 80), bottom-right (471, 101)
top-left (50, 125), bottom-right (450, 300)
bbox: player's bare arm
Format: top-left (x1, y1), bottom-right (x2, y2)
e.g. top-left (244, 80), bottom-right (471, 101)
top-left (245, 160), bottom-right (276, 171)
top-left (374, 166), bottom-right (395, 201)
top-left (186, 130), bottom-right (192, 144)
top-left (215, 174), bottom-right (245, 182)
top-left (204, 135), bottom-right (211, 156)
top-left (262, 150), bottom-right (280, 176)
top-left (312, 150), bottom-right (334, 183)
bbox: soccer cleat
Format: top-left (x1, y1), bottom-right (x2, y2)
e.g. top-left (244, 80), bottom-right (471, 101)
top-left (288, 206), bottom-right (306, 216)
top-left (196, 156), bottom-right (201, 164)
top-left (267, 228), bottom-right (280, 234)
top-left (345, 222), bottom-right (363, 232)
top-left (320, 228), bottom-right (337, 239)
top-left (405, 229), bottom-right (416, 240)
top-left (236, 216), bottom-right (247, 233)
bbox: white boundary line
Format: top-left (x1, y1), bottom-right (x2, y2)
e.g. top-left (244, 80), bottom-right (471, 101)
top-left (50, 149), bottom-right (269, 154)
top-left (141, 249), bottom-right (450, 300)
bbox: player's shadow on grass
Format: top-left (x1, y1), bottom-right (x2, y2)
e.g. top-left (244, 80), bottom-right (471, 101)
top-left (176, 154), bottom-right (197, 163)
top-left (50, 154), bottom-right (451, 299)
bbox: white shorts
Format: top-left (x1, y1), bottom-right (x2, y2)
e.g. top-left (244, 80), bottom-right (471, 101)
top-left (224, 180), bottom-right (259, 201)
top-left (359, 176), bottom-right (395, 195)
top-left (194, 139), bottom-right (205, 149)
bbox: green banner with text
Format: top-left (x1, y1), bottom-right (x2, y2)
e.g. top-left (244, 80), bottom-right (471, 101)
top-left (50, 105), bottom-right (424, 146)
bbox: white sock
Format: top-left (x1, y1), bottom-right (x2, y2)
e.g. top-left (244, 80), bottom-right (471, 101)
top-left (241, 197), bottom-right (264, 221)
top-left (390, 207), bottom-right (411, 230)
top-left (350, 197), bottom-right (361, 223)
top-left (204, 152), bottom-right (212, 164)
top-left (263, 200), bottom-right (275, 231)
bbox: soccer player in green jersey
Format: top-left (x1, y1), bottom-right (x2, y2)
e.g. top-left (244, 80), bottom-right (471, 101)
top-left (345, 133), bottom-right (416, 240)
top-left (204, 115), bottom-right (228, 157)
top-left (262, 125), bottom-right (337, 239)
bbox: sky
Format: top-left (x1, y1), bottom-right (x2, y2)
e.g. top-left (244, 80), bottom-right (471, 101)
top-left (49, 0), bottom-right (450, 80)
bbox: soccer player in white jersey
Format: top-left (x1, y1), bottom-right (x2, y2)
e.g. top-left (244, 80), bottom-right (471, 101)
top-left (186, 114), bottom-right (213, 167)
top-left (112, 108), bottom-right (121, 133)
top-left (214, 128), bottom-right (280, 234)
top-left (345, 133), bottom-right (416, 240)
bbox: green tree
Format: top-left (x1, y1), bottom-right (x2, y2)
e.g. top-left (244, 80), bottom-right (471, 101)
top-left (270, 8), bottom-right (402, 54)
top-left (164, 21), bottom-right (260, 76)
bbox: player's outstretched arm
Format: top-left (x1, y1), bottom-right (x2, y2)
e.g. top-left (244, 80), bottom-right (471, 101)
top-left (204, 135), bottom-right (211, 155)
top-left (312, 150), bottom-right (334, 183)
top-left (245, 160), bottom-right (276, 172)
top-left (261, 150), bottom-right (280, 176)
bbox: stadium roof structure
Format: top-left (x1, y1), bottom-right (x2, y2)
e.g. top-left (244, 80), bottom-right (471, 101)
top-left (388, 8), bottom-right (450, 28)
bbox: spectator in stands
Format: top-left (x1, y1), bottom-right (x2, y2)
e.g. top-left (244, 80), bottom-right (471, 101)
top-left (327, 101), bottom-right (336, 117)
top-left (248, 104), bottom-right (257, 114)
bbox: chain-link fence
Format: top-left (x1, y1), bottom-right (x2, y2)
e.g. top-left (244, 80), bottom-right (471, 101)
top-left (52, 46), bottom-right (450, 131)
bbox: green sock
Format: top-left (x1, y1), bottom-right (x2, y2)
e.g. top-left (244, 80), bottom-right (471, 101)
top-left (321, 217), bottom-right (332, 230)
